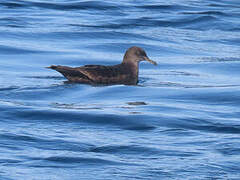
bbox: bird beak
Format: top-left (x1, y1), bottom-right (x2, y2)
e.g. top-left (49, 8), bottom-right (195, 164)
top-left (143, 56), bottom-right (157, 66)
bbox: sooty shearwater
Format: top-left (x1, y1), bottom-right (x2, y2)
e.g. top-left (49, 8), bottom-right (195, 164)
top-left (47, 46), bottom-right (157, 85)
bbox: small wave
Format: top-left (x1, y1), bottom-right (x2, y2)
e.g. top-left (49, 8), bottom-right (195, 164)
top-left (0, 158), bottom-right (21, 164)
top-left (0, 1), bottom-right (26, 8)
top-left (166, 71), bottom-right (201, 77)
top-left (51, 102), bottom-right (103, 110)
top-left (0, 86), bottom-right (19, 91)
top-left (138, 15), bottom-right (218, 28)
top-left (127, 102), bottom-right (147, 106)
top-left (43, 156), bottom-right (131, 166)
top-left (90, 144), bottom-right (201, 157)
top-left (78, 15), bottom-right (218, 30)
top-left (135, 4), bottom-right (190, 11)
top-left (42, 31), bottom-right (155, 42)
top-left (208, 3), bottom-right (240, 8)
top-left (1, 133), bottom-right (37, 142)
top-left (34, 1), bottom-right (120, 11)
top-left (125, 125), bottom-right (156, 131)
top-left (229, 28), bottom-right (240, 32)
top-left (182, 11), bottom-right (227, 16)
top-left (22, 75), bottom-right (64, 80)
top-left (216, 142), bottom-right (240, 156)
top-left (145, 81), bottom-right (240, 89)
top-left (0, 133), bottom-right (93, 152)
top-left (172, 118), bottom-right (240, 134)
top-left (0, 17), bottom-right (29, 28)
top-left (221, 38), bottom-right (240, 46)
top-left (0, 174), bottom-right (17, 180)
top-left (10, 108), bottom-right (156, 131)
top-left (199, 57), bottom-right (240, 62)
top-left (0, 45), bottom-right (50, 54)
top-left (0, 100), bottom-right (25, 107)
top-left (199, 125), bottom-right (240, 134)
top-left (90, 145), bottom-right (158, 155)
top-left (0, 0), bottom-right (120, 11)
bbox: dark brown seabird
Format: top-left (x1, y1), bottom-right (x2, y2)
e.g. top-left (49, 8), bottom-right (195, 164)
top-left (47, 46), bottom-right (157, 85)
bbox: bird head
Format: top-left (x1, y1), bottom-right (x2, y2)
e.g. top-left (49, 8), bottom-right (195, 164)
top-left (123, 46), bottom-right (157, 65)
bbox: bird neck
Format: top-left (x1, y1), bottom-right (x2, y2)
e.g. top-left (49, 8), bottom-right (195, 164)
top-left (122, 60), bottom-right (139, 77)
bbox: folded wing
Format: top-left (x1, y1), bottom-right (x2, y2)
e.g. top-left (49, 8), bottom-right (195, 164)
top-left (47, 64), bottom-right (127, 84)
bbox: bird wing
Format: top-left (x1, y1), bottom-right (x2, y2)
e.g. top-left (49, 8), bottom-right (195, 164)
top-left (75, 65), bottom-right (121, 82)
top-left (47, 65), bottom-right (93, 82)
top-left (48, 64), bottom-right (127, 84)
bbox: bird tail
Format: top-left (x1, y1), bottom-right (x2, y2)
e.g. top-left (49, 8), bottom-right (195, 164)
top-left (45, 65), bottom-right (74, 75)
top-left (45, 65), bottom-right (92, 83)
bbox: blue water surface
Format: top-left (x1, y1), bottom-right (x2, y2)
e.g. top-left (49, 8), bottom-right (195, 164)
top-left (0, 0), bottom-right (240, 179)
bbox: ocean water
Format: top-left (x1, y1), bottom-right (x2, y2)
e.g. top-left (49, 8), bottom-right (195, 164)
top-left (0, 0), bottom-right (240, 179)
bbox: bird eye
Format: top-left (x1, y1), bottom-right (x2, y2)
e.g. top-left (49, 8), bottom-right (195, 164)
top-left (135, 50), bottom-right (141, 56)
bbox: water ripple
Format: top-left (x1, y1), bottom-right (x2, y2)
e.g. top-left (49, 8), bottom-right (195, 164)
top-left (2, 1), bottom-right (121, 11)
top-left (1, 0), bottom-right (240, 179)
